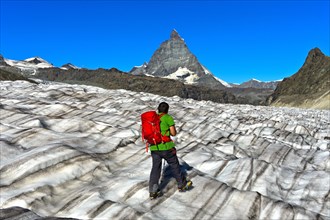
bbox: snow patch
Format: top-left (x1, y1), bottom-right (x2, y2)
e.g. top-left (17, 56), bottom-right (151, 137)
top-left (251, 78), bottom-right (261, 82)
top-left (164, 67), bottom-right (199, 84)
top-left (134, 63), bottom-right (147, 68)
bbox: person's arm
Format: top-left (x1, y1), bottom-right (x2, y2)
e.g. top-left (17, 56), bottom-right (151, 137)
top-left (169, 125), bottom-right (177, 136)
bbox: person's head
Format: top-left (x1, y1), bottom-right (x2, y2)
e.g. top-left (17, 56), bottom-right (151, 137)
top-left (158, 102), bottom-right (169, 113)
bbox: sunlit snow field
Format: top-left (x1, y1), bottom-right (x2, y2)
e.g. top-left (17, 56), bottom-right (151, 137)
top-left (0, 80), bottom-right (329, 219)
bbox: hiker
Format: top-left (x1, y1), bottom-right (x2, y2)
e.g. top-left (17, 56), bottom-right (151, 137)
top-left (147, 102), bottom-right (192, 199)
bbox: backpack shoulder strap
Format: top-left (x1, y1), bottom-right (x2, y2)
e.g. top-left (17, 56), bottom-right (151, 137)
top-left (158, 113), bottom-right (172, 138)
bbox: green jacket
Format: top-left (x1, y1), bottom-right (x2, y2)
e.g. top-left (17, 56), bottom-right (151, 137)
top-left (149, 113), bottom-right (175, 151)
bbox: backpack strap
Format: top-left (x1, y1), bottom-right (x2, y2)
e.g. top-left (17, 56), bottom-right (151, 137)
top-left (141, 125), bottom-right (148, 152)
top-left (158, 113), bottom-right (172, 143)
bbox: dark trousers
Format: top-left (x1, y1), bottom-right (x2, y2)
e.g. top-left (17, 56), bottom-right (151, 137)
top-left (149, 148), bottom-right (185, 193)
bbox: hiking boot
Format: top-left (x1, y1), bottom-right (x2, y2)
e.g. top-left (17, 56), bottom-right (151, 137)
top-left (178, 180), bottom-right (193, 192)
top-left (149, 190), bottom-right (162, 200)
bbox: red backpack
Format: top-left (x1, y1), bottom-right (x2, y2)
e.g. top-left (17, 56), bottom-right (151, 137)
top-left (141, 111), bottom-right (171, 152)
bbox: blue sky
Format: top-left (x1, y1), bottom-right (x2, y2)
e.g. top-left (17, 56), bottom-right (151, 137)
top-left (1, 0), bottom-right (329, 84)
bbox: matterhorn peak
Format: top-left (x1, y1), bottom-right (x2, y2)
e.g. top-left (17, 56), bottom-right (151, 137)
top-left (131, 29), bottom-right (228, 88)
top-left (170, 29), bottom-right (183, 40)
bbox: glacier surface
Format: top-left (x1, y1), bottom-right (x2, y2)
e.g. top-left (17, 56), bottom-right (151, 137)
top-left (0, 80), bottom-right (329, 219)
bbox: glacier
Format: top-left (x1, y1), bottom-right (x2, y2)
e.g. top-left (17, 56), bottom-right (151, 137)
top-left (0, 80), bottom-right (329, 219)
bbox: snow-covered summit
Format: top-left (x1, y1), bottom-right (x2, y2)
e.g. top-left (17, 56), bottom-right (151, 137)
top-left (24, 57), bottom-right (52, 65)
top-left (60, 63), bottom-right (81, 70)
top-left (251, 78), bottom-right (261, 82)
top-left (5, 56), bottom-right (53, 68)
top-left (2, 56), bottom-right (83, 75)
top-left (4, 56), bottom-right (54, 75)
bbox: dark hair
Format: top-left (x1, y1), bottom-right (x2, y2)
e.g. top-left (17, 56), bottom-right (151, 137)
top-left (158, 102), bottom-right (169, 113)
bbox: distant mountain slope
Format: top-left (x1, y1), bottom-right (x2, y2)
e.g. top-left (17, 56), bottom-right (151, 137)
top-left (225, 87), bottom-right (275, 106)
top-left (231, 79), bottom-right (280, 90)
top-left (35, 67), bottom-right (238, 104)
top-left (269, 48), bottom-right (330, 109)
top-left (130, 30), bottom-right (229, 88)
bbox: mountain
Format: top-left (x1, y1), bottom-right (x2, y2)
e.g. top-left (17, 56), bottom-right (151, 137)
top-left (231, 78), bottom-right (280, 90)
top-left (3, 56), bottom-right (54, 75)
top-left (0, 54), bottom-right (272, 106)
top-left (130, 30), bottom-right (230, 88)
top-left (269, 48), bottom-right (330, 109)
top-left (61, 63), bottom-right (80, 70)
top-left (129, 62), bottom-right (148, 75)
top-left (1, 80), bottom-right (329, 219)
top-left (35, 67), bottom-right (238, 104)
top-left (0, 55), bottom-right (242, 104)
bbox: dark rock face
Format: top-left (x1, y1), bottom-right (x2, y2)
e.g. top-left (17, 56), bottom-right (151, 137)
top-left (0, 56), bottom-right (26, 78)
top-left (0, 68), bottom-right (37, 83)
top-left (0, 54), bottom-right (8, 66)
top-left (131, 30), bottom-right (226, 88)
top-left (269, 48), bottom-right (330, 109)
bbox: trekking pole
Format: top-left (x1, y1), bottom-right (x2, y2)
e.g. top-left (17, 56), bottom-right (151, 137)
top-left (160, 159), bottom-right (166, 184)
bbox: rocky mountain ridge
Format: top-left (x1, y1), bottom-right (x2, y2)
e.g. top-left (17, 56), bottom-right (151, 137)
top-left (1, 40), bottom-right (328, 109)
top-left (231, 78), bottom-right (280, 90)
top-left (0, 54), bottom-right (270, 105)
top-left (269, 48), bottom-right (330, 109)
top-left (34, 67), bottom-right (239, 104)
